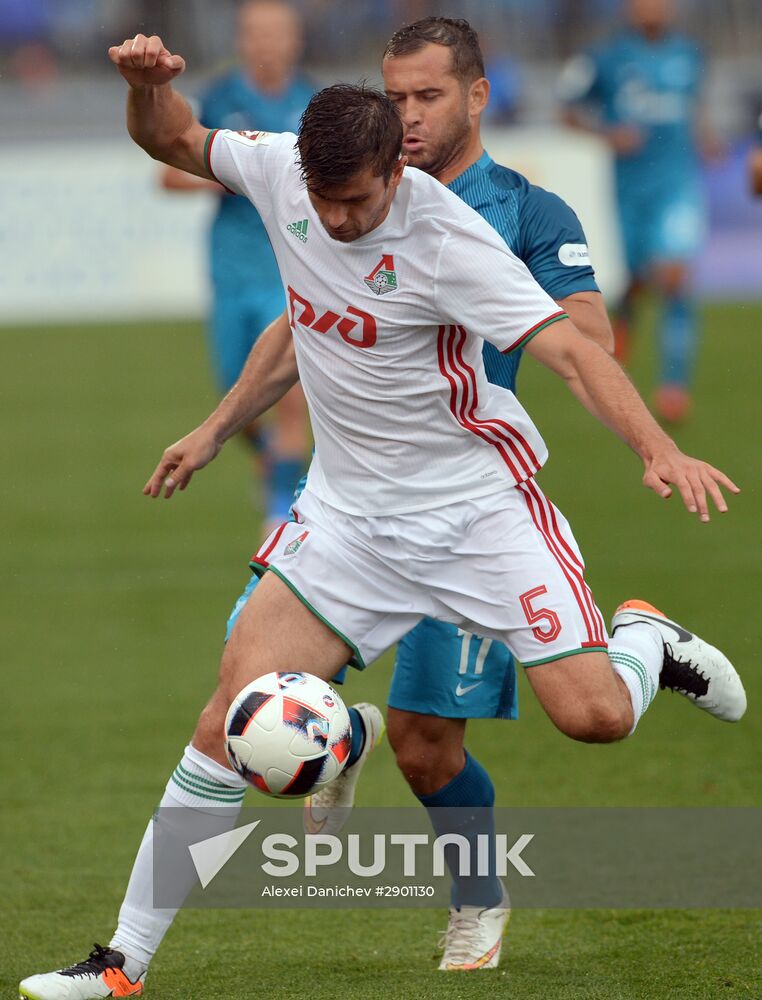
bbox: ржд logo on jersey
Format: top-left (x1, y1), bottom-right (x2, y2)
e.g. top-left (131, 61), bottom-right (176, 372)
top-left (288, 285), bottom-right (377, 349)
top-left (364, 254), bottom-right (398, 295)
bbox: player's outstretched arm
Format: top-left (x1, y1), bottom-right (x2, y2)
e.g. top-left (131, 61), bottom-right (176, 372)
top-left (557, 291), bottom-right (614, 354)
top-left (108, 34), bottom-right (211, 178)
top-left (524, 320), bottom-right (740, 521)
top-left (144, 311), bottom-right (299, 499)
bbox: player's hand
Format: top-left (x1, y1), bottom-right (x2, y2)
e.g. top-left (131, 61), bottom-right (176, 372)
top-left (143, 425), bottom-right (223, 500)
top-left (108, 34), bottom-right (185, 88)
top-left (641, 447), bottom-right (740, 522)
top-left (605, 124), bottom-right (644, 157)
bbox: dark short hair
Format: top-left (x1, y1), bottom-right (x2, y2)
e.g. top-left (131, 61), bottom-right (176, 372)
top-left (383, 16), bottom-right (485, 85)
top-left (297, 83), bottom-right (403, 190)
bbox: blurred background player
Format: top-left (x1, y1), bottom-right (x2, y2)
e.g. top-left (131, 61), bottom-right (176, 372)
top-left (162, 0), bottom-right (313, 527)
top-left (749, 106), bottom-right (762, 195)
top-left (560, 0), bottom-right (718, 424)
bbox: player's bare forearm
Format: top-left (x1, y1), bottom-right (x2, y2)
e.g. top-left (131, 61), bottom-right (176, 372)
top-left (161, 164), bottom-right (224, 194)
top-left (144, 313), bottom-right (298, 499)
top-left (557, 291), bottom-right (614, 354)
top-left (109, 34), bottom-right (212, 178)
top-left (525, 320), bottom-right (740, 519)
top-left (527, 319), bottom-right (664, 448)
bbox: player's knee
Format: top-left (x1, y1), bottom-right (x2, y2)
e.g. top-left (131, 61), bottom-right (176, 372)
top-left (192, 691), bottom-right (229, 760)
top-left (387, 712), bottom-right (465, 794)
top-left (558, 699), bottom-right (630, 744)
top-left (394, 744), bottom-right (465, 795)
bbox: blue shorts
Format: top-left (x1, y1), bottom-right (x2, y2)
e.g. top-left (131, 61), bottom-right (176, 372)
top-left (225, 574), bottom-right (518, 721)
top-left (618, 185), bottom-right (706, 275)
top-left (389, 618), bottom-right (518, 720)
top-left (210, 287), bottom-right (285, 392)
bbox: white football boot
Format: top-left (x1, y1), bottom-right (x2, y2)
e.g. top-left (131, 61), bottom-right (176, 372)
top-left (19, 945), bottom-right (145, 1000)
top-left (303, 702), bottom-right (384, 835)
top-left (611, 600), bottom-right (747, 722)
top-left (438, 884), bottom-right (511, 971)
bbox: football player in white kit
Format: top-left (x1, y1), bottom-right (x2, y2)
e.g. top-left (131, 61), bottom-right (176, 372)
top-left (19, 35), bottom-right (745, 1000)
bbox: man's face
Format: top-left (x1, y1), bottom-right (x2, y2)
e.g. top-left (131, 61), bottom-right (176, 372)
top-left (383, 43), bottom-right (473, 177)
top-left (627, 0), bottom-right (675, 34)
top-left (238, 1), bottom-right (303, 79)
top-left (307, 160), bottom-right (406, 243)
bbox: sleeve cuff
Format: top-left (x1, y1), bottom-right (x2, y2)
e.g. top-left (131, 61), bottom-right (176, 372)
top-left (203, 129), bottom-right (236, 195)
top-left (501, 310), bottom-right (568, 355)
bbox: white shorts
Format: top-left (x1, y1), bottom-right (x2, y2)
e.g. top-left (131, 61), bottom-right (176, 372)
top-left (251, 484), bottom-right (608, 669)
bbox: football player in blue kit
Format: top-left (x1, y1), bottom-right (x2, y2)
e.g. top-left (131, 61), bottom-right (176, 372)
top-left (162, 0), bottom-right (314, 526)
top-left (560, 0), bottom-right (712, 424)
top-left (749, 107), bottom-right (762, 195)
top-left (224, 16), bottom-right (615, 970)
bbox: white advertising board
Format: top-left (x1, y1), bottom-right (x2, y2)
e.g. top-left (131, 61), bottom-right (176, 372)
top-left (0, 128), bottom-right (625, 326)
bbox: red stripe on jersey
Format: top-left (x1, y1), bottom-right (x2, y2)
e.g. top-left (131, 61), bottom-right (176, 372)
top-left (533, 481), bottom-right (607, 646)
top-left (445, 326), bottom-right (537, 479)
top-left (455, 326), bottom-right (540, 475)
top-left (518, 482), bottom-right (597, 645)
top-left (441, 325), bottom-right (540, 480)
top-left (255, 520), bottom-right (290, 566)
top-left (437, 326), bottom-right (522, 479)
top-left (501, 310), bottom-right (568, 355)
top-left (447, 329), bottom-right (534, 479)
top-left (518, 482), bottom-right (605, 647)
top-left (528, 481), bottom-right (607, 644)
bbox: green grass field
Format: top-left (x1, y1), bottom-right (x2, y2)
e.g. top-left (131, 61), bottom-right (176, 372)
top-left (1, 304), bottom-right (760, 999)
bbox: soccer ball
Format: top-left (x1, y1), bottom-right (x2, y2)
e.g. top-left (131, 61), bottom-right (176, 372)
top-left (224, 672), bottom-right (351, 798)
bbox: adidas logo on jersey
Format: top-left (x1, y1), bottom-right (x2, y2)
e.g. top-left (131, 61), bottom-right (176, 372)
top-left (287, 219), bottom-right (309, 243)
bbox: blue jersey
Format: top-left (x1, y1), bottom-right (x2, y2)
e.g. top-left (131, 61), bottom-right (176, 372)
top-left (199, 69), bottom-right (315, 292)
top-left (447, 151), bottom-right (598, 391)
top-left (562, 30), bottom-right (703, 198)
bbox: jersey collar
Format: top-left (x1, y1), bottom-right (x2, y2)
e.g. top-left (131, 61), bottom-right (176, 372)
top-left (447, 150), bottom-right (493, 195)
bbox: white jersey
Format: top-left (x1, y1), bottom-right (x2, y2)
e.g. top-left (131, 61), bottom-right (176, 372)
top-left (208, 128), bottom-right (568, 516)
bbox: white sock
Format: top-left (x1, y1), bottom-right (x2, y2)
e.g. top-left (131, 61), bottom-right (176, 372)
top-left (110, 744), bottom-right (247, 970)
top-left (609, 623), bottom-right (663, 734)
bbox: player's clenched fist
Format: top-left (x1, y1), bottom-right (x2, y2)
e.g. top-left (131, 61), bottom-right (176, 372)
top-left (108, 34), bottom-right (185, 87)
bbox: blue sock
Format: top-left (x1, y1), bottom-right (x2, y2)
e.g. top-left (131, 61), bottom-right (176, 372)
top-left (661, 293), bottom-right (698, 387)
top-left (346, 706), bottom-right (366, 768)
top-left (267, 457), bottom-right (304, 523)
top-left (419, 751), bottom-right (502, 909)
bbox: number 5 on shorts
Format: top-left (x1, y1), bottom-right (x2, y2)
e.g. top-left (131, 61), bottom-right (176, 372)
top-left (520, 585), bottom-right (562, 644)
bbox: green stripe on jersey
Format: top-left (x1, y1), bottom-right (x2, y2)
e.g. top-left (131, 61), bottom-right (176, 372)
top-left (203, 129), bottom-right (218, 179)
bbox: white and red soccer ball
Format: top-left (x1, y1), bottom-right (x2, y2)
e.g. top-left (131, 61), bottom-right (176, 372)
top-left (224, 672), bottom-right (351, 798)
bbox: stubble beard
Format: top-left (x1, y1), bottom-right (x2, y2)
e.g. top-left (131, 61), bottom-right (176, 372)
top-left (405, 109), bottom-right (471, 179)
